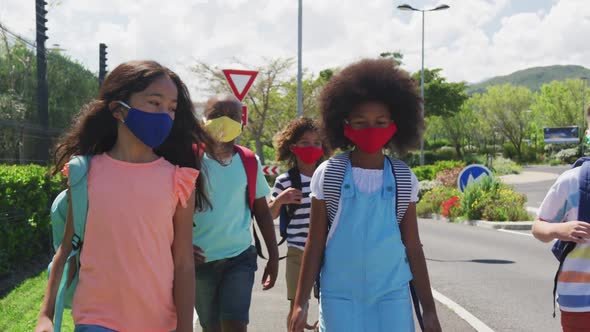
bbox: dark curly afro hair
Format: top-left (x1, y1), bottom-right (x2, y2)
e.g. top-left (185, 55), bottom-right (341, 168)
top-left (319, 58), bottom-right (424, 154)
top-left (274, 117), bottom-right (327, 168)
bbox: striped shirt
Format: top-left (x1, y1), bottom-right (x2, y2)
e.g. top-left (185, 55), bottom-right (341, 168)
top-left (538, 166), bottom-right (590, 312)
top-left (272, 172), bottom-right (311, 250)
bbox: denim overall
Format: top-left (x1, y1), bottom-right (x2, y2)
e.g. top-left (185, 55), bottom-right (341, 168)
top-left (319, 158), bottom-right (415, 332)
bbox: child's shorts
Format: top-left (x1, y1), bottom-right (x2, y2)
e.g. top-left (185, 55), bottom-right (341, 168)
top-left (194, 246), bottom-right (258, 328)
top-left (561, 310), bottom-right (590, 332)
top-left (286, 246), bottom-right (311, 301)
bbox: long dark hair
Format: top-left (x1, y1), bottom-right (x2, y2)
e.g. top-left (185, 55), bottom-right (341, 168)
top-left (53, 60), bottom-right (213, 210)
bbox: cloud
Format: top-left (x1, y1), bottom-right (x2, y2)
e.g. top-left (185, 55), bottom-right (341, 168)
top-left (1, 0), bottom-right (589, 101)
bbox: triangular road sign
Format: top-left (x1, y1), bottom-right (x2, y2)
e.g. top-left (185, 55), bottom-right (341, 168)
top-left (222, 69), bottom-right (258, 101)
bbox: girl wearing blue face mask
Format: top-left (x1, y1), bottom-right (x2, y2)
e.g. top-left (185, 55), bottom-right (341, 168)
top-left (35, 60), bottom-right (213, 332)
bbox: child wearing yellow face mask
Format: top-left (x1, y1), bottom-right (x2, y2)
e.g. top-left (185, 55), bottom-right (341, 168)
top-left (193, 94), bottom-right (279, 332)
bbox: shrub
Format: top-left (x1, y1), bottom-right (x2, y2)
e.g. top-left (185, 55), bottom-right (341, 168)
top-left (0, 165), bottom-right (64, 276)
top-left (463, 153), bottom-right (486, 165)
top-left (492, 157), bottom-right (522, 175)
top-left (417, 186), bottom-right (461, 217)
top-left (418, 180), bottom-right (441, 199)
top-left (460, 175), bottom-right (529, 221)
top-left (554, 148), bottom-right (579, 164)
top-left (412, 165), bottom-right (437, 181)
top-left (436, 146), bottom-right (457, 160)
top-left (434, 166), bottom-right (464, 188)
top-left (441, 196), bottom-right (462, 221)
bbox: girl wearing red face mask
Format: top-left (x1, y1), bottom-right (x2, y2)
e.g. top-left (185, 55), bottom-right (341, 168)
top-left (268, 117), bottom-right (326, 331)
top-left (289, 59), bottom-right (441, 332)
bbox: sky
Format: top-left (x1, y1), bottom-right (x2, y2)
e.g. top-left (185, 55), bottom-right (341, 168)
top-left (1, 0), bottom-right (589, 101)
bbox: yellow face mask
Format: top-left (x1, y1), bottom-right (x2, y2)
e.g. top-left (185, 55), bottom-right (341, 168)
top-left (205, 116), bottom-right (243, 143)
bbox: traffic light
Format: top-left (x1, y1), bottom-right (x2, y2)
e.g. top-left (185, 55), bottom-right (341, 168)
top-left (35, 0), bottom-right (48, 43)
top-left (99, 43), bottom-right (108, 86)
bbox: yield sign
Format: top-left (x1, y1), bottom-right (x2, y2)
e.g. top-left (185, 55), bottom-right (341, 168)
top-left (222, 69), bottom-right (258, 102)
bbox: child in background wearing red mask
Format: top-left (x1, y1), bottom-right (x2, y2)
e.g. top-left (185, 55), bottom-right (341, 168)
top-left (268, 118), bottom-right (326, 331)
top-left (289, 59), bottom-right (441, 332)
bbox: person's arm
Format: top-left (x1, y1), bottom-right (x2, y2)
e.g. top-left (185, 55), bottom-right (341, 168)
top-left (172, 191), bottom-right (196, 332)
top-left (533, 218), bottom-right (590, 243)
top-left (400, 203), bottom-right (441, 332)
top-left (268, 188), bottom-right (303, 219)
top-left (289, 197), bottom-right (328, 332)
top-left (35, 191), bottom-right (75, 332)
top-left (253, 197), bottom-right (279, 290)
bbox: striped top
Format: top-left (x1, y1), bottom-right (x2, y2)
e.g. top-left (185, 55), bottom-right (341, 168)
top-left (538, 166), bottom-right (590, 312)
top-left (272, 172), bottom-right (312, 250)
top-left (311, 154), bottom-right (419, 243)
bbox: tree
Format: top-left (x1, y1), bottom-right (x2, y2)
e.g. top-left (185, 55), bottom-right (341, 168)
top-left (379, 51), bottom-right (404, 66)
top-left (532, 79), bottom-right (590, 130)
top-left (412, 68), bottom-right (468, 118)
top-left (472, 84), bottom-right (534, 161)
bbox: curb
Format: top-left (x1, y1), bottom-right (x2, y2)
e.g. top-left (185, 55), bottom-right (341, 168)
top-left (425, 214), bottom-right (534, 230)
top-left (461, 220), bottom-right (534, 230)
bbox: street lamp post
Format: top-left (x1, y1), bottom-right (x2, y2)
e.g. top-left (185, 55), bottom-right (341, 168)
top-left (397, 3), bottom-right (449, 166)
top-left (297, 0), bottom-right (303, 117)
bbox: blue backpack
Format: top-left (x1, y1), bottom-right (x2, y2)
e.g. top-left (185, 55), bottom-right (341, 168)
top-left (48, 156), bottom-right (91, 332)
top-left (550, 157), bottom-right (590, 317)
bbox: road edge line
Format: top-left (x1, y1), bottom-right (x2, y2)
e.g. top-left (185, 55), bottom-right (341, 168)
top-left (432, 288), bottom-right (495, 332)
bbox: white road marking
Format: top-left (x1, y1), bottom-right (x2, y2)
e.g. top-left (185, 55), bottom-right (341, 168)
top-left (432, 288), bottom-right (495, 332)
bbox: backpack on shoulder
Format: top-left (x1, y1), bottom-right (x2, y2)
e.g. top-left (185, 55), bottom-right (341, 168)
top-left (278, 167), bottom-right (303, 246)
top-left (48, 155), bottom-right (91, 332)
top-left (550, 157), bottom-right (590, 316)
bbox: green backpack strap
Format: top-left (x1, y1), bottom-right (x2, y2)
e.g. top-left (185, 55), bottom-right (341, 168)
top-left (53, 155), bottom-right (90, 332)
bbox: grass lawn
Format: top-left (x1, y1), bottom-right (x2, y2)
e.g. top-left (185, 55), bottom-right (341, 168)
top-left (0, 270), bottom-right (74, 332)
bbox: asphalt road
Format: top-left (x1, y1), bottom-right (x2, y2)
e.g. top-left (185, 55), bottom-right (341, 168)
top-left (420, 218), bottom-right (562, 332)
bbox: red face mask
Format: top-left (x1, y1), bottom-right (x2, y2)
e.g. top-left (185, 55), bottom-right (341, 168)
top-left (343, 122), bottom-right (398, 154)
top-left (291, 146), bottom-right (324, 164)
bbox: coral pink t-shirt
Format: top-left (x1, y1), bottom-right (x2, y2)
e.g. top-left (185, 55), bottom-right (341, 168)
top-left (66, 153), bottom-right (198, 331)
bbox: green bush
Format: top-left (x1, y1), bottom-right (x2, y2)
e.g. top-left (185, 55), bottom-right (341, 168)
top-left (416, 186), bottom-right (461, 217)
top-left (435, 146), bottom-right (457, 160)
top-left (554, 148), bottom-right (579, 164)
top-left (462, 153), bottom-right (486, 165)
top-left (418, 180), bottom-right (441, 199)
top-left (0, 165), bottom-right (64, 276)
top-left (460, 176), bottom-right (529, 221)
top-left (412, 165), bottom-right (437, 181)
top-left (427, 139), bottom-right (451, 150)
top-left (492, 157), bottom-right (522, 175)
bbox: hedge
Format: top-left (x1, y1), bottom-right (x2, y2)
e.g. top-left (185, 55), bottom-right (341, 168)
top-left (0, 165), bottom-right (64, 276)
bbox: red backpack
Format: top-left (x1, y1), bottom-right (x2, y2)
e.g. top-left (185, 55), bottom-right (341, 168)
top-left (193, 143), bottom-right (266, 258)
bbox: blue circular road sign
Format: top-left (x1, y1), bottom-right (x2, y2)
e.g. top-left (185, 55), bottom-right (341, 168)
top-left (457, 164), bottom-right (493, 192)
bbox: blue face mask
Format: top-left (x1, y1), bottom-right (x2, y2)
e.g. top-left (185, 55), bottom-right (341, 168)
top-left (116, 101), bottom-right (174, 148)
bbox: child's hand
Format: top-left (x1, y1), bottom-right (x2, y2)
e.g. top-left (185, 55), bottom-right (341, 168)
top-left (35, 315), bottom-right (53, 332)
top-left (422, 310), bottom-right (442, 332)
top-left (193, 245), bottom-right (206, 266)
top-left (289, 302), bottom-right (309, 332)
top-left (278, 188), bottom-right (303, 205)
top-left (557, 221), bottom-right (590, 244)
top-left (261, 257), bottom-right (279, 290)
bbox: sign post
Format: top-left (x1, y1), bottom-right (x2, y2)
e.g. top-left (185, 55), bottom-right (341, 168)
top-left (222, 69), bottom-right (258, 125)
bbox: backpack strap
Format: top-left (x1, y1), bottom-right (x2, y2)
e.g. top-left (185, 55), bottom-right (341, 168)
top-left (234, 145), bottom-right (267, 259)
top-left (68, 155), bottom-right (91, 249)
top-left (551, 160), bottom-right (590, 316)
top-left (234, 145), bottom-right (257, 211)
top-left (278, 167), bottom-right (302, 247)
top-left (388, 157), bottom-right (413, 223)
top-left (324, 153), bottom-right (349, 229)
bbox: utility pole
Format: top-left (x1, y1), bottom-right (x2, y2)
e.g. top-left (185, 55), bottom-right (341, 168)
top-left (35, 0), bottom-right (49, 163)
top-left (99, 43), bottom-right (108, 86)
